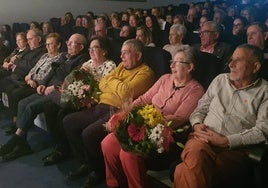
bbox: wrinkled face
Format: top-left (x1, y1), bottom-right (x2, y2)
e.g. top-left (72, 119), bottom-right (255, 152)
top-left (26, 30), bottom-right (41, 50)
top-left (16, 34), bottom-right (27, 50)
top-left (170, 52), bottom-right (191, 80)
top-left (169, 28), bottom-right (182, 45)
top-left (200, 24), bottom-right (218, 47)
top-left (120, 44), bottom-right (141, 70)
top-left (46, 37), bottom-right (60, 55)
top-left (66, 34), bottom-right (84, 56)
top-left (89, 39), bottom-right (106, 62)
top-left (229, 48), bottom-right (259, 85)
top-left (247, 25), bottom-right (264, 49)
top-left (120, 26), bottom-right (130, 38)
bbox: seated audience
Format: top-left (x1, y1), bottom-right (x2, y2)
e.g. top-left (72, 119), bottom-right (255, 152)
top-left (226, 16), bottom-right (248, 48)
top-left (194, 21), bottom-right (233, 72)
top-left (135, 25), bottom-right (155, 47)
top-left (0, 29), bottom-right (46, 94)
top-left (4, 33), bottom-right (63, 135)
top-left (101, 45), bottom-right (205, 188)
top-left (163, 23), bottom-right (187, 58)
top-left (42, 36), bottom-right (116, 166)
top-left (174, 44), bottom-right (268, 188)
top-left (62, 39), bottom-right (155, 187)
top-left (1, 32), bottom-right (29, 80)
top-left (0, 33), bottom-right (89, 161)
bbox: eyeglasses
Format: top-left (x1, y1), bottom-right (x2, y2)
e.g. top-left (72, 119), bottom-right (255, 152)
top-left (45, 42), bottom-right (53, 47)
top-left (199, 30), bottom-right (216, 36)
top-left (170, 60), bottom-right (191, 66)
top-left (88, 46), bottom-right (101, 51)
top-left (66, 41), bottom-right (82, 46)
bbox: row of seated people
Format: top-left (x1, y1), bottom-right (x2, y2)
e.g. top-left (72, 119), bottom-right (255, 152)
top-left (0, 26), bottom-right (267, 188)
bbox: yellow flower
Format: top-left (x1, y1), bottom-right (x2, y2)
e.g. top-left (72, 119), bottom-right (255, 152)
top-left (138, 104), bottom-right (164, 128)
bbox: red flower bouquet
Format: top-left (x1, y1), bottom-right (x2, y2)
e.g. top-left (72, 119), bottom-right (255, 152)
top-left (105, 104), bottom-right (175, 155)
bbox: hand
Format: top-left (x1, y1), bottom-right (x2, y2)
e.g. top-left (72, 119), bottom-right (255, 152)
top-left (44, 85), bottom-right (55, 96)
top-left (2, 62), bottom-right (9, 70)
top-left (192, 123), bottom-right (229, 148)
top-left (25, 74), bottom-right (32, 82)
top-left (37, 85), bottom-right (46, 95)
top-left (27, 79), bottom-right (37, 88)
top-left (10, 55), bottom-right (17, 63)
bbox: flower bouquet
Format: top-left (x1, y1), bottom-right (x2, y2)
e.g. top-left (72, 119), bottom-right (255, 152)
top-left (105, 104), bottom-right (175, 156)
top-left (60, 69), bottom-right (101, 109)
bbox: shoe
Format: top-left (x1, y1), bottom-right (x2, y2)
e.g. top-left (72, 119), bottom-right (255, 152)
top-left (66, 164), bottom-right (90, 180)
top-left (43, 150), bottom-right (67, 166)
top-left (84, 171), bottom-right (104, 187)
top-left (1, 139), bottom-right (33, 162)
top-left (0, 135), bottom-right (21, 156)
top-left (5, 124), bottom-right (17, 135)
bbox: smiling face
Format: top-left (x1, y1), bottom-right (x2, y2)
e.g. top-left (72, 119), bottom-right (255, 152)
top-left (229, 47), bottom-right (260, 87)
top-left (247, 25), bottom-right (265, 49)
top-left (89, 39), bottom-right (106, 63)
top-left (170, 52), bottom-right (192, 81)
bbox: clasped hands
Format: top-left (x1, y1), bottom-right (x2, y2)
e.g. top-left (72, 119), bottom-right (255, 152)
top-left (191, 123), bottom-right (229, 148)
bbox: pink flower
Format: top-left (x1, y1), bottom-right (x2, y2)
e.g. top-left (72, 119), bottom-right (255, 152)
top-left (106, 111), bottom-right (126, 132)
top-left (81, 84), bottom-right (91, 91)
top-left (78, 89), bottom-right (84, 99)
top-left (128, 124), bottom-right (146, 142)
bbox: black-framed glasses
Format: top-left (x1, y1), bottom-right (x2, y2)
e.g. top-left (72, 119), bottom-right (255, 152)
top-left (170, 60), bottom-right (191, 65)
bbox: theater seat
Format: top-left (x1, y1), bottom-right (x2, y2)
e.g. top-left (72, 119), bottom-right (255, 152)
top-left (143, 47), bottom-right (171, 79)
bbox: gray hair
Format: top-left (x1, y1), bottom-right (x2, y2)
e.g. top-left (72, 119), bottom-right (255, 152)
top-left (170, 23), bottom-right (187, 37)
top-left (203, 21), bottom-right (222, 32)
top-left (174, 44), bottom-right (199, 67)
top-left (122, 39), bottom-right (144, 53)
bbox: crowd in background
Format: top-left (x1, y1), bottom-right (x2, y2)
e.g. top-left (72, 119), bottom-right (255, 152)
top-left (0, 0), bottom-right (268, 188)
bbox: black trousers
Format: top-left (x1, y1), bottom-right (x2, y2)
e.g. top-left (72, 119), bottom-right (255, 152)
top-left (63, 103), bottom-right (113, 175)
top-left (6, 85), bottom-right (36, 116)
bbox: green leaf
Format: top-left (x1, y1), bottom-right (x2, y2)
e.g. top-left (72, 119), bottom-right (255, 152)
top-left (176, 128), bottom-right (184, 133)
top-left (176, 142), bottom-right (185, 149)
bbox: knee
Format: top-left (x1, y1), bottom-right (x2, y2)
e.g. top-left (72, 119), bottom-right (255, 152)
top-left (101, 133), bottom-right (118, 155)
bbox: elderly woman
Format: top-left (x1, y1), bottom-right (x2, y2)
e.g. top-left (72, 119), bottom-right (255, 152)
top-left (4, 32), bottom-right (63, 135)
top-left (163, 24), bottom-right (187, 58)
top-left (101, 45), bottom-right (205, 188)
top-left (135, 25), bottom-right (155, 47)
top-left (42, 36), bottom-right (117, 166)
top-left (63, 39), bottom-right (155, 187)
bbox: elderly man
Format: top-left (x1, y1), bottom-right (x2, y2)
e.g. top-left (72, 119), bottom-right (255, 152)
top-left (63, 39), bottom-right (155, 187)
top-left (194, 21), bottom-right (233, 72)
top-left (247, 22), bottom-right (268, 80)
top-left (0, 33), bottom-right (89, 161)
top-left (174, 44), bottom-right (268, 188)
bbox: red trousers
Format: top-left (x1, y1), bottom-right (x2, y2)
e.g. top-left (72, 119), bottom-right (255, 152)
top-left (174, 138), bottom-right (253, 188)
top-left (101, 133), bottom-right (148, 188)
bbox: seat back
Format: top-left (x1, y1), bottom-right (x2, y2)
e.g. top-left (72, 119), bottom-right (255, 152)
top-left (143, 47), bottom-right (171, 79)
top-left (193, 52), bottom-right (221, 90)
